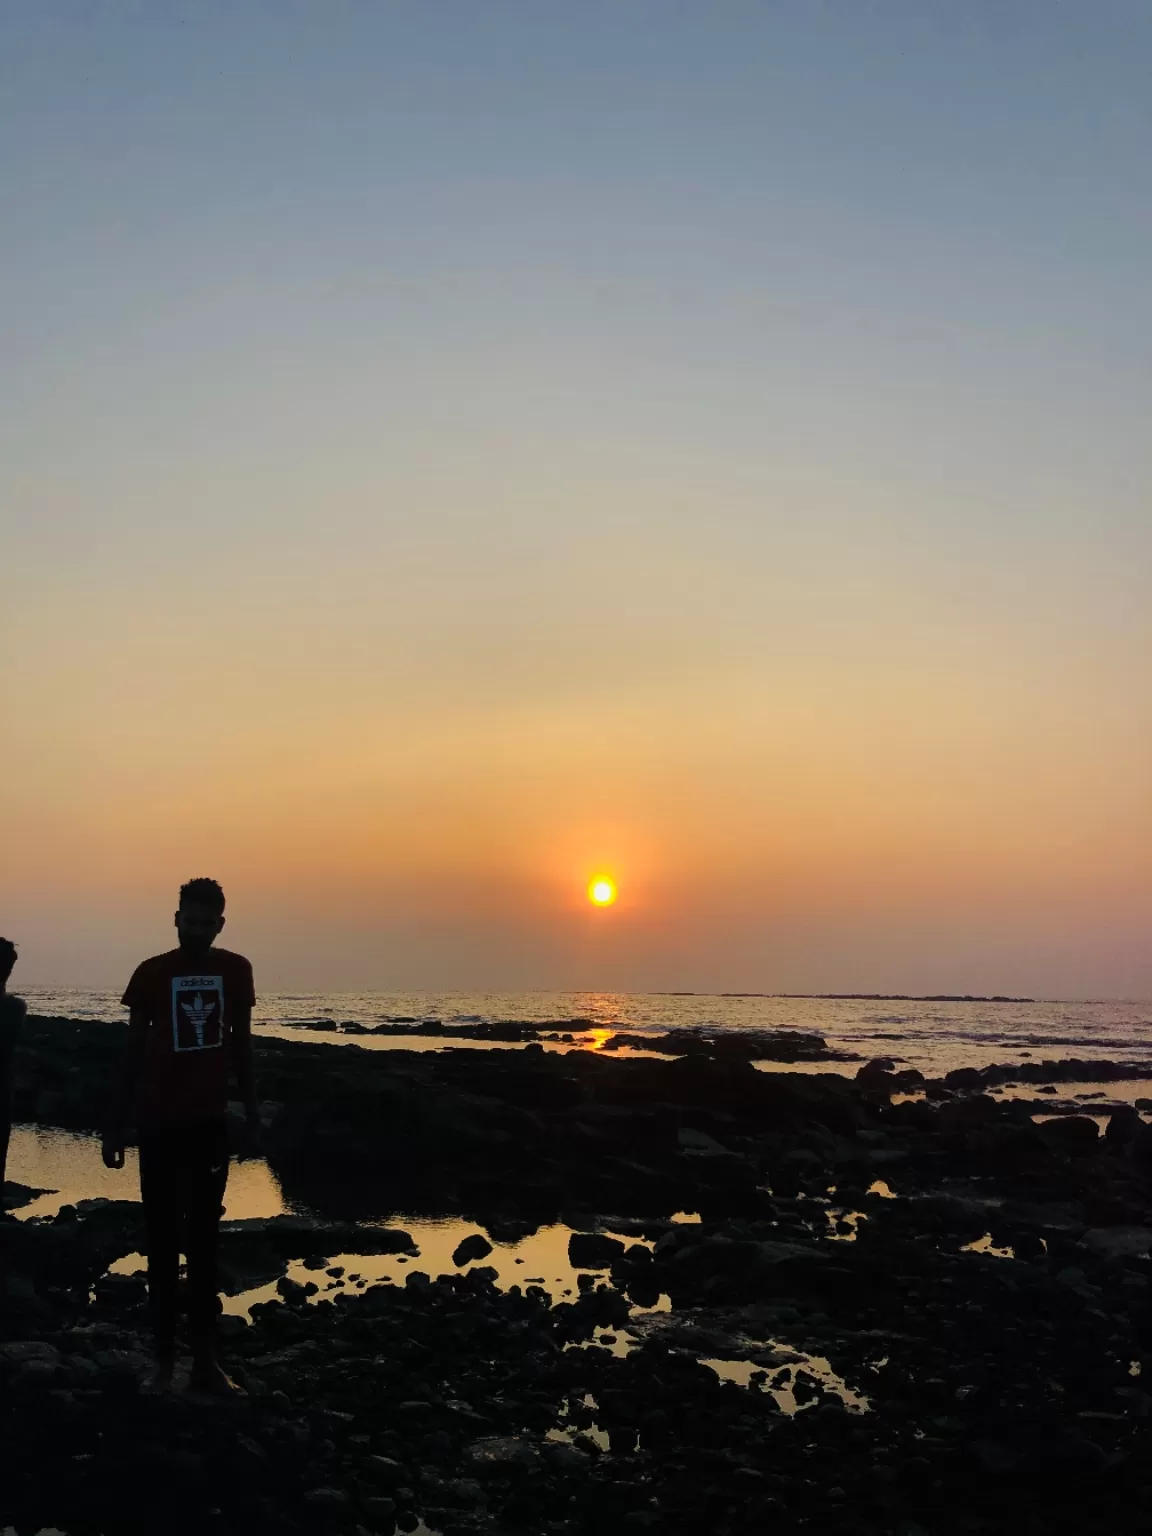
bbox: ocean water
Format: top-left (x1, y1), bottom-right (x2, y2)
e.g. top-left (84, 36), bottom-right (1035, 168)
top-left (20, 985), bottom-right (1152, 1078)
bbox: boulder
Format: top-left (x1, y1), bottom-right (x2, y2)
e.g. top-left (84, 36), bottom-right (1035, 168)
top-left (217, 1232), bottom-right (289, 1294)
top-left (677, 1127), bottom-right (734, 1157)
top-left (943, 1067), bottom-right (986, 1093)
top-left (1081, 1227), bottom-right (1152, 1260)
top-left (1104, 1106), bottom-right (1142, 1151)
top-left (0, 1341), bottom-right (61, 1369)
top-left (463, 1436), bottom-right (541, 1473)
top-left (1036, 1117), bottom-right (1100, 1156)
top-left (452, 1233), bottom-right (494, 1267)
top-left (568, 1232), bottom-right (627, 1269)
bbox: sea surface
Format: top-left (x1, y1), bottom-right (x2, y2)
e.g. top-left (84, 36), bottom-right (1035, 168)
top-left (20, 985), bottom-right (1152, 1078)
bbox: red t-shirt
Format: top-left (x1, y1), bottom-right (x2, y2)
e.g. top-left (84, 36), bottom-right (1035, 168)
top-left (121, 947), bottom-right (256, 1127)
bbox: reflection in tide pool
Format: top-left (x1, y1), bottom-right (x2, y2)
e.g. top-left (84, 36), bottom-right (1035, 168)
top-left (8, 1126), bottom-right (669, 1317)
top-left (108, 1220), bottom-right (636, 1317)
top-left (106, 1220), bottom-right (619, 1318)
top-left (5, 1125), bottom-right (289, 1221)
top-left (701, 1347), bottom-right (869, 1415)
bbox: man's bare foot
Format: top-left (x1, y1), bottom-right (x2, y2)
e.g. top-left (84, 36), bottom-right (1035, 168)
top-left (188, 1359), bottom-right (246, 1396)
top-left (140, 1353), bottom-right (177, 1394)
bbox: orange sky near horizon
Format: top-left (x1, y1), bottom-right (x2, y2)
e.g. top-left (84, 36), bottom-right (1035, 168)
top-left (2, 5), bottom-right (1149, 998)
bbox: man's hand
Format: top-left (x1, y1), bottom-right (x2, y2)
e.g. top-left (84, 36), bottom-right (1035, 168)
top-left (101, 1130), bottom-right (126, 1170)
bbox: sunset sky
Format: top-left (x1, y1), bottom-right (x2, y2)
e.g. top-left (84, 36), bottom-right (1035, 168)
top-left (2, 3), bottom-right (1149, 998)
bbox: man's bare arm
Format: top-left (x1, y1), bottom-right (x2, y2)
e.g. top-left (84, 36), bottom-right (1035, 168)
top-left (231, 1005), bottom-right (260, 1152)
top-left (102, 1008), bottom-right (147, 1168)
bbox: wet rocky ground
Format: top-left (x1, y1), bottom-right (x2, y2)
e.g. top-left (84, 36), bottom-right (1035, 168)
top-left (6, 1017), bottom-right (1152, 1533)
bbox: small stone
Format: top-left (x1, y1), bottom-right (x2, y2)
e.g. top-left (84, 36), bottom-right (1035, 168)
top-left (362, 1454), bottom-right (406, 1486)
top-left (303, 1487), bottom-right (351, 1510)
top-left (452, 1233), bottom-right (494, 1267)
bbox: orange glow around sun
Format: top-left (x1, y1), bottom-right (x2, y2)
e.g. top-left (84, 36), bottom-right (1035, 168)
top-left (588, 876), bottom-right (618, 906)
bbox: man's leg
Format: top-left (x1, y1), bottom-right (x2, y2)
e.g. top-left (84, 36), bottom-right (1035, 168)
top-left (138, 1129), bottom-right (182, 1389)
top-left (0, 1064), bottom-right (13, 1297)
top-left (0, 1038), bottom-right (13, 1198)
top-left (185, 1119), bottom-right (240, 1393)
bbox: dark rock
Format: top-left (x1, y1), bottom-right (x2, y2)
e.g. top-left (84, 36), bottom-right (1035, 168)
top-left (452, 1233), bottom-right (494, 1266)
top-left (217, 1233), bottom-right (289, 1293)
top-left (362, 1496), bottom-right (398, 1524)
top-left (0, 1340), bottom-right (61, 1369)
top-left (463, 1436), bottom-right (541, 1472)
top-left (943, 1067), bottom-right (985, 1092)
top-left (302, 1486), bottom-right (351, 1510)
top-left (568, 1232), bottom-right (627, 1269)
top-left (361, 1454), bottom-right (407, 1486)
top-left (1036, 1116), bottom-right (1100, 1156)
top-left (1, 1181), bottom-right (53, 1212)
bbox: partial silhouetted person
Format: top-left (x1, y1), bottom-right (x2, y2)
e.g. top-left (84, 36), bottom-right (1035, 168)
top-left (1, 937), bottom-right (27, 1207)
top-left (103, 879), bottom-right (258, 1394)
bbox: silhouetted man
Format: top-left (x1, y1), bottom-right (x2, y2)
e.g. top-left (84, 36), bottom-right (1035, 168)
top-left (1, 937), bottom-right (27, 1205)
top-left (103, 879), bottom-right (258, 1394)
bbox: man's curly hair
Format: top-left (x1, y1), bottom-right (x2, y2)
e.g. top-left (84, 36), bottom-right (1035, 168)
top-left (178, 878), bottom-right (226, 914)
top-left (0, 937), bottom-right (16, 982)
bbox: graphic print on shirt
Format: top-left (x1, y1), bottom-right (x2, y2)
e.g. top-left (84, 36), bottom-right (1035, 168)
top-left (171, 975), bottom-right (225, 1052)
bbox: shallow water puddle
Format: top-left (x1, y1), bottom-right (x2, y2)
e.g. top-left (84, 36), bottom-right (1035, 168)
top-left (8, 1127), bottom-right (654, 1308)
top-left (547, 1393), bottom-right (612, 1452)
top-left (700, 1345), bottom-right (869, 1414)
top-left (993, 1080), bottom-right (1152, 1112)
top-left (960, 1233), bottom-right (1016, 1259)
top-left (7, 1125), bottom-right (288, 1221)
top-left (104, 1220), bottom-right (623, 1315)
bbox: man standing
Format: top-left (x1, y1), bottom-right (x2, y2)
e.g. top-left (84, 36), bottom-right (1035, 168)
top-left (1, 937), bottom-right (27, 1204)
top-left (103, 878), bottom-right (258, 1394)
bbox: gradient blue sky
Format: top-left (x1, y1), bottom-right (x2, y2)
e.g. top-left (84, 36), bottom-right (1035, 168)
top-left (2, 2), bottom-right (1149, 996)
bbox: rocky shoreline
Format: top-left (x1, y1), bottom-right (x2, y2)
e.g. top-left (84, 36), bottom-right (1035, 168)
top-left (6, 1016), bottom-right (1152, 1532)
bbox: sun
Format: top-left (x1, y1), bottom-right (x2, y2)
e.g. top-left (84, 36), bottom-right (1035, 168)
top-left (588, 876), bottom-right (618, 906)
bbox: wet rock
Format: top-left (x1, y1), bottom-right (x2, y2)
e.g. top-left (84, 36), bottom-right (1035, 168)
top-left (1, 1181), bottom-right (52, 1211)
top-left (463, 1436), bottom-right (541, 1472)
top-left (361, 1453), bottom-right (407, 1486)
top-left (216, 1233), bottom-right (289, 1293)
top-left (91, 1273), bottom-right (147, 1309)
top-left (427, 1476), bottom-right (486, 1507)
top-left (1036, 1116), bottom-right (1100, 1156)
top-left (221, 1214), bottom-right (415, 1258)
top-left (453, 1233), bottom-right (494, 1266)
top-left (1105, 1105), bottom-right (1143, 1150)
top-left (569, 1232), bottom-right (627, 1268)
top-left (1081, 1227), bottom-right (1152, 1259)
top-left (483, 1215), bottom-right (538, 1244)
top-left (943, 1067), bottom-right (985, 1092)
top-left (303, 1486), bottom-right (352, 1510)
top-left (361, 1496), bottom-right (398, 1525)
top-left (0, 1340), bottom-right (61, 1368)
